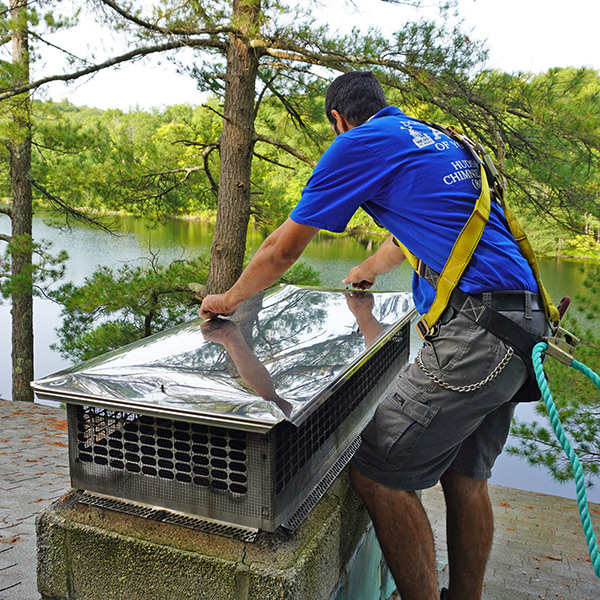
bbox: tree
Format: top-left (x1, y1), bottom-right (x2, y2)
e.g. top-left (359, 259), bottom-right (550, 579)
top-left (0, 1), bottom-right (117, 400)
top-left (50, 253), bottom-right (208, 362)
top-left (0, 1), bottom-right (62, 401)
top-left (5, 0), bottom-right (34, 401)
top-left (0, 0), bottom-right (194, 400)
top-left (72, 0), bottom-right (486, 296)
top-left (29, 101), bottom-right (222, 217)
top-left (489, 68), bottom-right (600, 233)
top-left (85, 2), bottom-right (599, 296)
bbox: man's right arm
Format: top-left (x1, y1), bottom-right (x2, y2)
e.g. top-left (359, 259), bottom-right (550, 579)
top-left (343, 235), bottom-right (406, 289)
top-left (200, 218), bottom-right (319, 319)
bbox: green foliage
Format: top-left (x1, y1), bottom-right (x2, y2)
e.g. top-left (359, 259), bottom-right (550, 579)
top-left (25, 66), bottom-right (600, 245)
top-left (508, 264), bottom-right (600, 487)
top-left (481, 68), bottom-right (600, 230)
top-left (24, 93), bottom-right (332, 228)
top-left (511, 207), bottom-right (600, 258)
top-left (276, 261), bottom-right (320, 287)
top-left (0, 235), bottom-right (67, 300)
top-left (50, 253), bottom-right (208, 361)
top-left (251, 88), bottom-right (331, 224)
top-left (29, 100), bottom-right (223, 218)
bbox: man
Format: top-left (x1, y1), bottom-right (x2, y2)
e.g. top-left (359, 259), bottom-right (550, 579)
top-left (200, 71), bottom-right (550, 600)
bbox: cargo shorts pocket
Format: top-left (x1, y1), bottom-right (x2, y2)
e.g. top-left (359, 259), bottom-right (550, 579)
top-left (360, 378), bottom-right (440, 468)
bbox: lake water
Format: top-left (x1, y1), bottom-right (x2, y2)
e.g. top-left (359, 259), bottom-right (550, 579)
top-left (0, 211), bottom-right (598, 503)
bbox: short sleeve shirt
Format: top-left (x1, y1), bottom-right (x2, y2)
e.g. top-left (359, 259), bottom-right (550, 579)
top-left (290, 106), bottom-right (538, 314)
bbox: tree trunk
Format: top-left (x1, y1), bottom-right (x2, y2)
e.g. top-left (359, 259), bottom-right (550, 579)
top-left (9, 0), bottom-right (34, 402)
top-left (205, 0), bottom-right (261, 295)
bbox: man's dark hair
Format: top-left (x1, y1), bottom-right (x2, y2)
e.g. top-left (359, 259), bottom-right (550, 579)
top-left (325, 71), bottom-right (388, 127)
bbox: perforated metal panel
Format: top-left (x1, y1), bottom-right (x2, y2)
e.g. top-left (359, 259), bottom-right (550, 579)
top-left (69, 406), bottom-right (272, 530)
top-left (74, 411), bottom-right (249, 495)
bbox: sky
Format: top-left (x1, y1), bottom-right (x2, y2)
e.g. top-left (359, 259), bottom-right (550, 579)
top-left (37, 0), bottom-right (600, 111)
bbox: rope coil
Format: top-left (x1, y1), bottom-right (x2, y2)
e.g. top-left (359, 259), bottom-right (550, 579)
top-left (532, 341), bottom-right (600, 578)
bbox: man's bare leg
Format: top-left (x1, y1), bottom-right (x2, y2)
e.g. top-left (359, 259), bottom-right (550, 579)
top-left (350, 466), bottom-right (439, 600)
top-left (440, 469), bottom-right (494, 600)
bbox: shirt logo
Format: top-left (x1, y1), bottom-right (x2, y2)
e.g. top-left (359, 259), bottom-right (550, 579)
top-left (443, 159), bottom-right (481, 189)
top-left (397, 120), bottom-right (481, 189)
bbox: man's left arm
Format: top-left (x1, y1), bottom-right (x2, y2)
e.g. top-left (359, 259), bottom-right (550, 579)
top-left (343, 235), bottom-right (406, 289)
top-left (200, 218), bottom-right (319, 319)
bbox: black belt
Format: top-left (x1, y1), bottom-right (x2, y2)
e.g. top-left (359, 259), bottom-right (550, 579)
top-left (416, 261), bottom-right (545, 313)
top-left (469, 291), bottom-right (545, 312)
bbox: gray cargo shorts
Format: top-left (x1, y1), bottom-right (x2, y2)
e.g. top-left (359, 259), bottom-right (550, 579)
top-left (351, 296), bottom-right (551, 490)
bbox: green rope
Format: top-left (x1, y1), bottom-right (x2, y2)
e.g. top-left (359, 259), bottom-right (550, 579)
top-left (532, 341), bottom-right (600, 578)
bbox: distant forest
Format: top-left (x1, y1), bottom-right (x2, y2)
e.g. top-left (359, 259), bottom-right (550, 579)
top-left (6, 68), bottom-right (600, 259)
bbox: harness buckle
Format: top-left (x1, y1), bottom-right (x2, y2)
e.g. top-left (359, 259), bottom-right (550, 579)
top-left (544, 327), bottom-right (580, 366)
top-left (416, 318), bottom-right (430, 341)
top-left (415, 258), bottom-right (424, 278)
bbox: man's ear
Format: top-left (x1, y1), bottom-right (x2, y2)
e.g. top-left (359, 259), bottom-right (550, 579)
top-left (330, 109), bottom-right (353, 134)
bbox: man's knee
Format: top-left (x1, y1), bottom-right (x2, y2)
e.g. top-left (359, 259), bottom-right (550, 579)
top-left (350, 465), bottom-right (418, 506)
top-left (441, 468), bottom-right (489, 504)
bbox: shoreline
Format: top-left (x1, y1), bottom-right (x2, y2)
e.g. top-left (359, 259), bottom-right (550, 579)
top-left (10, 200), bottom-right (600, 262)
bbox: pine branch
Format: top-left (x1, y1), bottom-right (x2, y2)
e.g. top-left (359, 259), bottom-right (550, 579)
top-left (140, 165), bottom-right (205, 179)
top-left (0, 38), bottom-right (225, 100)
top-left (254, 133), bottom-right (317, 167)
top-left (202, 144), bottom-right (219, 195)
top-left (253, 150), bottom-right (294, 170)
top-left (0, 0), bottom-right (33, 18)
top-left (98, 0), bottom-right (234, 37)
top-left (255, 71), bottom-right (279, 118)
top-left (28, 31), bottom-right (91, 65)
top-left (202, 102), bottom-right (227, 122)
top-left (30, 180), bottom-right (117, 234)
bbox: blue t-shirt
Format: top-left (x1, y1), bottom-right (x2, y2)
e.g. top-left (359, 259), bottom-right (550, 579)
top-left (290, 106), bottom-right (538, 314)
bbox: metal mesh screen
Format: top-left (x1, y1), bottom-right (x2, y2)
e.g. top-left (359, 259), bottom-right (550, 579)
top-left (74, 410), bottom-right (249, 496)
top-left (274, 324), bottom-right (409, 494)
top-left (78, 492), bottom-right (258, 542)
top-left (69, 407), bottom-right (271, 530)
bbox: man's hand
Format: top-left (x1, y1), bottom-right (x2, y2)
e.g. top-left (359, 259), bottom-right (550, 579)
top-left (343, 264), bottom-right (377, 289)
top-left (343, 235), bottom-right (406, 290)
top-left (199, 294), bottom-right (240, 319)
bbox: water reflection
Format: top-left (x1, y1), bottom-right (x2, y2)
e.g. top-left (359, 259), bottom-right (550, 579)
top-left (32, 286), bottom-right (414, 431)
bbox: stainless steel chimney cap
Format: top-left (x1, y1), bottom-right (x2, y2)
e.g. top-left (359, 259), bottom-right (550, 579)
top-left (32, 285), bottom-right (415, 433)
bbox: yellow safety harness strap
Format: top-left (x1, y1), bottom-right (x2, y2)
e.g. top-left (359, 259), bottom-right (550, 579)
top-left (395, 121), bottom-right (559, 336)
top-left (499, 200), bottom-right (560, 325)
top-left (395, 165), bottom-right (491, 339)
